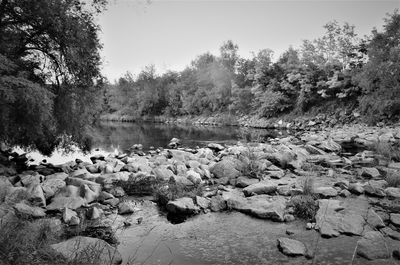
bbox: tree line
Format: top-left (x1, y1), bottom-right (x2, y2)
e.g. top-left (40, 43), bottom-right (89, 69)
top-left (103, 10), bottom-right (400, 125)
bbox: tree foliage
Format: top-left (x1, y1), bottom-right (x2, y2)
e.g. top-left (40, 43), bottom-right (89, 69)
top-left (0, 0), bottom-right (105, 154)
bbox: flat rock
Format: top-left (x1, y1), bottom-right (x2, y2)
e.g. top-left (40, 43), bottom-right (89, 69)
top-left (50, 236), bottom-right (122, 265)
top-left (14, 202), bottom-right (46, 218)
top-left (381, 227), bottom-right (400, 240)
top-left (360, 167), bottom-right (381, 179)
top-left (357, 231), bottom-right (390, 260)
top-left (235, 177), bottom-right (259, 188)
top-left (314, 187), bottom-right (338, 198)
top-left (243, 181), bottom-right (277, 196)
top-left (225, 192), bottom-right (286, 222)
top-left (277, 237), bottom-right (307, 256)
top-left (385, 187), bottom-right (400, 198)
top-left (364, 180), bottom-right (387, 197)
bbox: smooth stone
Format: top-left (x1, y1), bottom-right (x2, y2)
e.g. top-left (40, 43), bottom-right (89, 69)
top-left (243, 181), bottom-right (277, 197)
top-left (277, 237), bottom-right (307, 256)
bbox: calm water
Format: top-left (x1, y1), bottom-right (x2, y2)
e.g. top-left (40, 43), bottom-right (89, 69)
top-left (25, 121), bottom-right (290, 164)
top-left (90, 121), bottom-right (288, 153)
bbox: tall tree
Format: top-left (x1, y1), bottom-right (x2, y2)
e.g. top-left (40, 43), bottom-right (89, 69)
top-left (0, 0), bottom-right (106, 154)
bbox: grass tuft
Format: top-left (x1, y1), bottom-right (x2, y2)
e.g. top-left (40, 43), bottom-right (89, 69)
top-left (288, 177), bottom-right (318, 221)
top-left (386, 171), bottom-right (400, 187)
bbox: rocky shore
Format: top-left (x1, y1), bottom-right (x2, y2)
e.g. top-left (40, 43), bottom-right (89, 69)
top-left (100, 109), bottom-right (372, 131)
top-left (1, 125), bottom-right (400, 264)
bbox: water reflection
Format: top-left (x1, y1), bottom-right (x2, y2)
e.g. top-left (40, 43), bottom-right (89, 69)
top-left (89, 121), bottom-right (288, 153)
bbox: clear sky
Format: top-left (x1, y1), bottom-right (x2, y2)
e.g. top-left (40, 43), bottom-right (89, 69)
top-left (97, 0), bottom-right (400, 82)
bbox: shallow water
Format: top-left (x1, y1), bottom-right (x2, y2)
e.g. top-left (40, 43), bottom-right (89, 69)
top-left (116, 199), bottom-right (384, 265)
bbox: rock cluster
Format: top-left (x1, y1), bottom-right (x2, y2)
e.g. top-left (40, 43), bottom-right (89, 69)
top-left (1, 125), bottom-right (400, 263)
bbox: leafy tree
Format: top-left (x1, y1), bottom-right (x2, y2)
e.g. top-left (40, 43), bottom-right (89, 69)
top-left (356, 10), bottom-right (400, 123)
top-left (0, 0), bottom-right (106, 154)
top-left (301, 20), bottom-right (358, 70)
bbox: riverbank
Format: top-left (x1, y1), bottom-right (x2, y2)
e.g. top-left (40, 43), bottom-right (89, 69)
top-left (1, 125), bottom-right (400, 264)
top-left (99, 107), bottom-right (372, 131)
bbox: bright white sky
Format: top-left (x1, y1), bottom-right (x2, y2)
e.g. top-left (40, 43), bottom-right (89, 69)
top-left (97, 0), bottom-right (400, 82)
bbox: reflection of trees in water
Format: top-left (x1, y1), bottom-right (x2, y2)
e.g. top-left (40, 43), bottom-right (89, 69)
top-left (88, 121), bottom-right (292, 152)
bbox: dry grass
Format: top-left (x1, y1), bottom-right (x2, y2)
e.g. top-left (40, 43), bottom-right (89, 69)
top-left (302, 176), bottom-right (315, 196)
top-left (288, 177), bottom-right (318, 221)
top-left (386, 171), bottom-right (400, 187)
top-left (289, 195), bottom-right (318, 221)
top-left (0, 217), bottom-right (121, 265)
top-left (373, 141), bottom-right (400, 162)
top-left (0, 218), bottom-right (66, 265)
top-left (238, 146), bottom-right (264, 180)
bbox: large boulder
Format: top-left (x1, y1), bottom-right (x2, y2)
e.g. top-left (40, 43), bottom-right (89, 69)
top-left (153, 165), bottom-right (175, 181)
top-left (46, 185), bottom-right (86, 211)
top-left (186, 170), bottom-right (202, 185)
top-left (50, 236), bottom-right (122, 265)
top-left (224, 192), bottom-right (286, 222)
top-left (243, 181), bottom-right (277, 197)
top-left (315, 199), bottom-right (365, 237)
top-left (385, 187), bottom-right (400, 199)
top-left (356, 231), bottom-right (390, 260)
top-left (210, 159), bottom-right (240, 179)
top-left (166, 197), bottom-right (198, 215)
top-left (364, 180), bottom-right (387, 197)
top-left (41, 178), bottom-right (66, 199)
top-left (314, 187), bottom-right (338, 198)
top-left (277, 237), bottom-right (307, 256)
